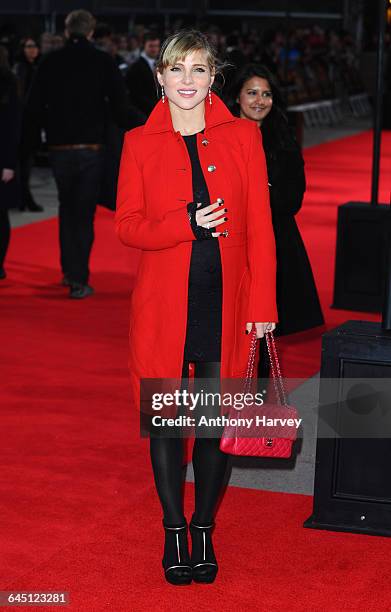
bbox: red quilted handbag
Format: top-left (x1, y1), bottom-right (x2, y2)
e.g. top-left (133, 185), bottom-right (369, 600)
top-left (219, 330), bottom-right (299, 458)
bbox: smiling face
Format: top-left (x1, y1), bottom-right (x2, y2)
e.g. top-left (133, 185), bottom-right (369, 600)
top-left (238, 76), bottom-right (273, 125)
top-left (157, 49), bottom-right (214, 111)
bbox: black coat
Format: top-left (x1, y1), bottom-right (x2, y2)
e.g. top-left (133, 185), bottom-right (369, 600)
top-left (126, 56), bottom-right (158, 118)
top-left (13, 57), bottom-right (40, 101)
top-left (262, 121), bottom-right (325, 335)
top-left (0, 70), bottom-right (21, 209)
top-left (13, 58), bottom-right (41, 156)
top-left (25, 36), bottom-right (140, 146)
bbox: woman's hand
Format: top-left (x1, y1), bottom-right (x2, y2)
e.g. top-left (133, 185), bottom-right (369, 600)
top-left (196, 199), bottom-right (228, 237)
top-left (246, 322), bottom-right (276, 338)
top-left (1, 169), bottom-right (15, 183)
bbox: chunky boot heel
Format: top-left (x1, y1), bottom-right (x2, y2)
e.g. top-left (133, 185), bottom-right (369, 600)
top-left (162, 521), bottom-right (192, 585)
top-left (189, 515), bottom-right (218, 583)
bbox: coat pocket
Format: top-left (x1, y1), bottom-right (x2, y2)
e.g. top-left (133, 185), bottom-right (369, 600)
top-left (231, 266), bottom-right (252, 377)
top-left (221, 230), bottom-right (246, 249)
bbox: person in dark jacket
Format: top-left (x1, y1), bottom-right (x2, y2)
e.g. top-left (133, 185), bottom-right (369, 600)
top-left (25, 9), bottom-right (140, 299)
top-left (13, 37), bottom-right (43, 212)
top-left (13, 38), bottom-right (40, 98)
top-left (0, 46), bottom-right (21, 279)
top-left (228, 64), bottom-right (325, 380)
top-left (125, 32), bottom-right (160, 119)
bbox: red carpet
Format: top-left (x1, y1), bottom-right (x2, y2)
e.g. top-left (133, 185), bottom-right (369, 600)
top-left (1, 129), bottom-right (391, 610)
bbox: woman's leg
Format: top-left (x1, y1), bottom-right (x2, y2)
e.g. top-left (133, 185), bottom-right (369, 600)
top-left (191, 361), bottom-right (230, 524)
top-left (189, 361), bottom-right (229, 582)
top-left (148, 360), bottom-right (189, 526)
top-left (0, 208), bottom-right (11, 270)
top-left (149, 435), bottom-right (186, 525)
top-left (148, 361), bottom-right (193, 584)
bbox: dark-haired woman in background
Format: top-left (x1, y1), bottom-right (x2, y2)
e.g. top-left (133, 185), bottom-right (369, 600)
top-left (227, 64), bottom-right (324, 381)
top-left (0, 46), bottom-right (21, 279)
top-left (13, 37), bottom-right (43, 212)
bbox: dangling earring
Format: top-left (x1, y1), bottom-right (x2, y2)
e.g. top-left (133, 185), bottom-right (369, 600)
top-left (208, 86), bottom-right (212, 105)
top-left (161, 85), bottom-right (165, 103)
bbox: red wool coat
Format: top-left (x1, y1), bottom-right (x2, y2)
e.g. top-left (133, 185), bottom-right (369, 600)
top-left (115, 92), bottom-right (278, 412)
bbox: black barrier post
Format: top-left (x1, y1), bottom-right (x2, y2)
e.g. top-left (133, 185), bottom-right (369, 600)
top-left (304, 2), bottom-right (391, 538)
top-left (381, 191), bottom-right (391, 330)
top-left (371, 0), bottom-right (387, 207)
top-left (380, 0), bottom-right (391, 330)
top-left (331, 0), bottom-right (389, 312)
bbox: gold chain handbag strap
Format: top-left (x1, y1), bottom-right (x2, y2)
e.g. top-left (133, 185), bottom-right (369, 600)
top-left (265, 331), bottom-right (288, 406)
top-left (243, 329), bottom-right (287, 406)
top-left (244, 329), bottom-right (258, 394)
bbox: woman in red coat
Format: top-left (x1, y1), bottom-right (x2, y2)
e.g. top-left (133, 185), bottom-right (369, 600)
top-left (115, 30), bottom-right (277, 585)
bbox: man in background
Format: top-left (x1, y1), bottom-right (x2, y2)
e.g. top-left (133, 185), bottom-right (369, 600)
top-left (25, 9), bottom-right (137, 299)
top-left (126, 32), bottom-right (160, 118)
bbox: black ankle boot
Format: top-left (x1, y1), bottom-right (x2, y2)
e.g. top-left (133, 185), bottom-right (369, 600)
top-left (162, 520), bottom-right (192, 585)
top-left (189, 514), bottom-right (218, 583)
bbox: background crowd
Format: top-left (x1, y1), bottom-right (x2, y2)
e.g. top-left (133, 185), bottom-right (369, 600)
top-left (0, 11), bottom-right (390, 289)
top-left (4, 22), bottom-right (374, 107)
top-left (1, 21), bottom-right (382, 209)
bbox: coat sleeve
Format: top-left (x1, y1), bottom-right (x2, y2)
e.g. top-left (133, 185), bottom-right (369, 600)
top-left (246, 122), bottom-right (278, 323)
top-left (115, 131), bottom-right (196, 250)
top-left (269, 147), bottom-right (306, 216)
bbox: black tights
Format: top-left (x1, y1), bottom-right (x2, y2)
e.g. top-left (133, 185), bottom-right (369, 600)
top-left (0, 208), bottom-right (11, 268)
top-left (149, 361), bottom-right (231, 526)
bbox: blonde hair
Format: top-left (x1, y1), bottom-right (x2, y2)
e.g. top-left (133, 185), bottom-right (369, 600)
top-left (156, 29), bottom-right (225, 77)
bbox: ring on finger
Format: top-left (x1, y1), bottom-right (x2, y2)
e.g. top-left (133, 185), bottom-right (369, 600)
top-left (206, 222), bottom-right (210, 229)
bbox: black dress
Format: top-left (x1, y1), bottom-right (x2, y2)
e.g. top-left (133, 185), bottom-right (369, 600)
top-left (182, 133), bottom-right (222, 363)
top-left (261, 121), bottom-right (324, 336)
